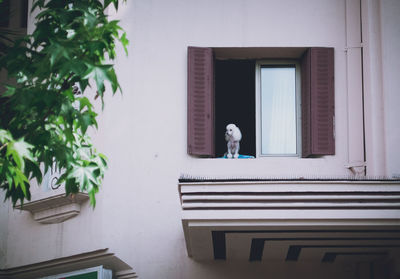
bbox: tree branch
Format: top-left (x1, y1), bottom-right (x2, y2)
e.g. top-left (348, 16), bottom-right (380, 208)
top-left (61, 73), bottom-right (74, 91)
top-left (0, 142), bottom-right (7, 152)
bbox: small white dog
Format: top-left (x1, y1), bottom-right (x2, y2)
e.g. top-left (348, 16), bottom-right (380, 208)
top-left (225, 123), bottom-right (242, 159)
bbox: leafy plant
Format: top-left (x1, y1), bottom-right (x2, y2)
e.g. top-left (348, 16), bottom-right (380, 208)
top-left (0, 0), bottom-right (128, 207)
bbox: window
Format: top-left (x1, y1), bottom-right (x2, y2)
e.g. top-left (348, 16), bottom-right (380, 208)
top-left (0, 0), bottom-right (28, 29)
top-left (257, 61), bottom-right (301, 156)
top-left (187, 47), bottom-right (334, 158)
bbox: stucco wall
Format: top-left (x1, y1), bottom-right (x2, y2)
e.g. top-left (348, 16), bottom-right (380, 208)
top-left (98, 1), bottom-right (350, 274)
top-left (112, 0), bottom-right (350, 179)
top-left (380, 0), bottom-right (400, 178)
top-left (2, 0), bottom-right (399, 278)
top-left (0, 192), bottom-right (9, 268)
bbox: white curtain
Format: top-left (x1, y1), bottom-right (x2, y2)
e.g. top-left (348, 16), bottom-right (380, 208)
top-left (261, 67), bottom-right (297, 155)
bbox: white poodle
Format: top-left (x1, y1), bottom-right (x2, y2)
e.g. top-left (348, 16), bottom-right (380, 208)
top-left (225, 123), bottom-right (242, 159)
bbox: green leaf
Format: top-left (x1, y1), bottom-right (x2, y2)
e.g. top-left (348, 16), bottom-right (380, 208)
top-left (6, 139), bottom-right (34, 170)
top-left (14, 168), bottom-right (29, 197)
top-left (2, 85), bottom-right (16, 97)
top-left (65, 178), bottom-right (79, 196)
top-left (83, 10), bottom-right (97, 28)
top-left (88, 188), bottom-right (97, 207)
top-left (0, 129), bottom-right (12, 142)
top-left (31, 0), bottom-right (45, 13)
top-left (67, 60), bottom-right (88, 76)
top-left (108, 68), bottom-right (119, 94)
top-left (13, 140), bottom-right (34, 161)
top-left (5, 172), bottom-right (13, 190)
top-left (120, 32), bottom-right (129, 55)
top-left (93, 154), bottom-right (107, 174)
top-left (69, 164), bottom-right (97, 190)
top-left (79, 112), bottom-right (94, 134)
top-left (98, 153), bottom-right (108, 168)
top-left (47, 40), bottom-right (71, 67)
top-left (83, 64), bottom-right (113, 94)
top-left (26, 160), bottom-right (42, 184)
top-left (64, 126), bottom-right (74, 143)
top-left (62, 88), bottom-right (74, 101)
top-left (104, 0), bottom-right (119, 10)
top-left (78, 97), bottom-right (92, 111)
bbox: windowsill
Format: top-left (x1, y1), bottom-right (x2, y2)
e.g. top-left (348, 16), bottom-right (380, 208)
top-left (219, 154), bottom-right (255, 159)
top-left (194, 155), bottom-right (325, 159)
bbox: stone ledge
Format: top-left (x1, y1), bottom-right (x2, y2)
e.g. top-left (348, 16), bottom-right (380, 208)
top-left (15, 193), bottom-right (89, 224)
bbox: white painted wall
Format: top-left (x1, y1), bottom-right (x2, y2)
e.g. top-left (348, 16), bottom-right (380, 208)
top-left (2, 0), bottom-right (399, 278)
top-left (361, 0), bottom-right (400, 178)
top-left (111, 0), bottom-right (351, 180)
top-left (380, 0), bottom-right (400, 178)
top-left (0, 192), bottom-right (9, 268)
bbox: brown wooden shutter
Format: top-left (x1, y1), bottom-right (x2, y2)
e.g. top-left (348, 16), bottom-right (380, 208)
top-left (301, 47), bottom-right (335, 157)
top-left (187, 47), bottom-right (215, 156)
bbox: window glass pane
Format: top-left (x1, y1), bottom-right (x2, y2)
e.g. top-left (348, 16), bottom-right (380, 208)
top-left (260, 66), bottom-right (296, 155)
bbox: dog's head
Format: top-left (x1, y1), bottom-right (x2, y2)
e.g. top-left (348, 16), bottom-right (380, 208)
top-left (225, 124), bottom-right (242, 142)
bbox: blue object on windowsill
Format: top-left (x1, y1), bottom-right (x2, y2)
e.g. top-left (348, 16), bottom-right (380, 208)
top-left (220, 154), bottom-right (255, 159)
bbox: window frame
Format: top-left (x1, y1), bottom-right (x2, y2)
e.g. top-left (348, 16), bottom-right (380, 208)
top-left (255, 60), bottom-right (302, 157)
top-left (187, 46), bottom-right (335, 158)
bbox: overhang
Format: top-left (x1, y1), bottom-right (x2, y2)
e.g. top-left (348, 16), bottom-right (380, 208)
top-left (179, 178), bottom-right (400, 264)
top-left (0, 249), bottom-right (137, 279)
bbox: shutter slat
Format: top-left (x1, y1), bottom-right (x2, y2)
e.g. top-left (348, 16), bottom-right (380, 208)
top-left (302, 47), bottom-right (335, 157)
top-left (188, 47), bottom-right (215, 156)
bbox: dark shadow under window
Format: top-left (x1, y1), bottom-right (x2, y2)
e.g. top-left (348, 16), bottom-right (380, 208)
top-left (0, 0), bottom-right (10, 28)
top-left (215, 60), bottom-right (256, 157)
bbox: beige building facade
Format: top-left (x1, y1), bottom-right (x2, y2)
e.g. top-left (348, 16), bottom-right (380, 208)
top-left (1, 0), bottom-right (400, 278)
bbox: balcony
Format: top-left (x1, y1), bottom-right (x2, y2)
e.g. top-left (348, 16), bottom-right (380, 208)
top-left (179, 178), bottom-right (400, 264)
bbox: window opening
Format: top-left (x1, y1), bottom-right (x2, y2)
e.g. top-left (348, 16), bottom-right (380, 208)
top-left (187, 47), bottom-right (334, 158)
top-left (214, 59), bottom-right (256, 157)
